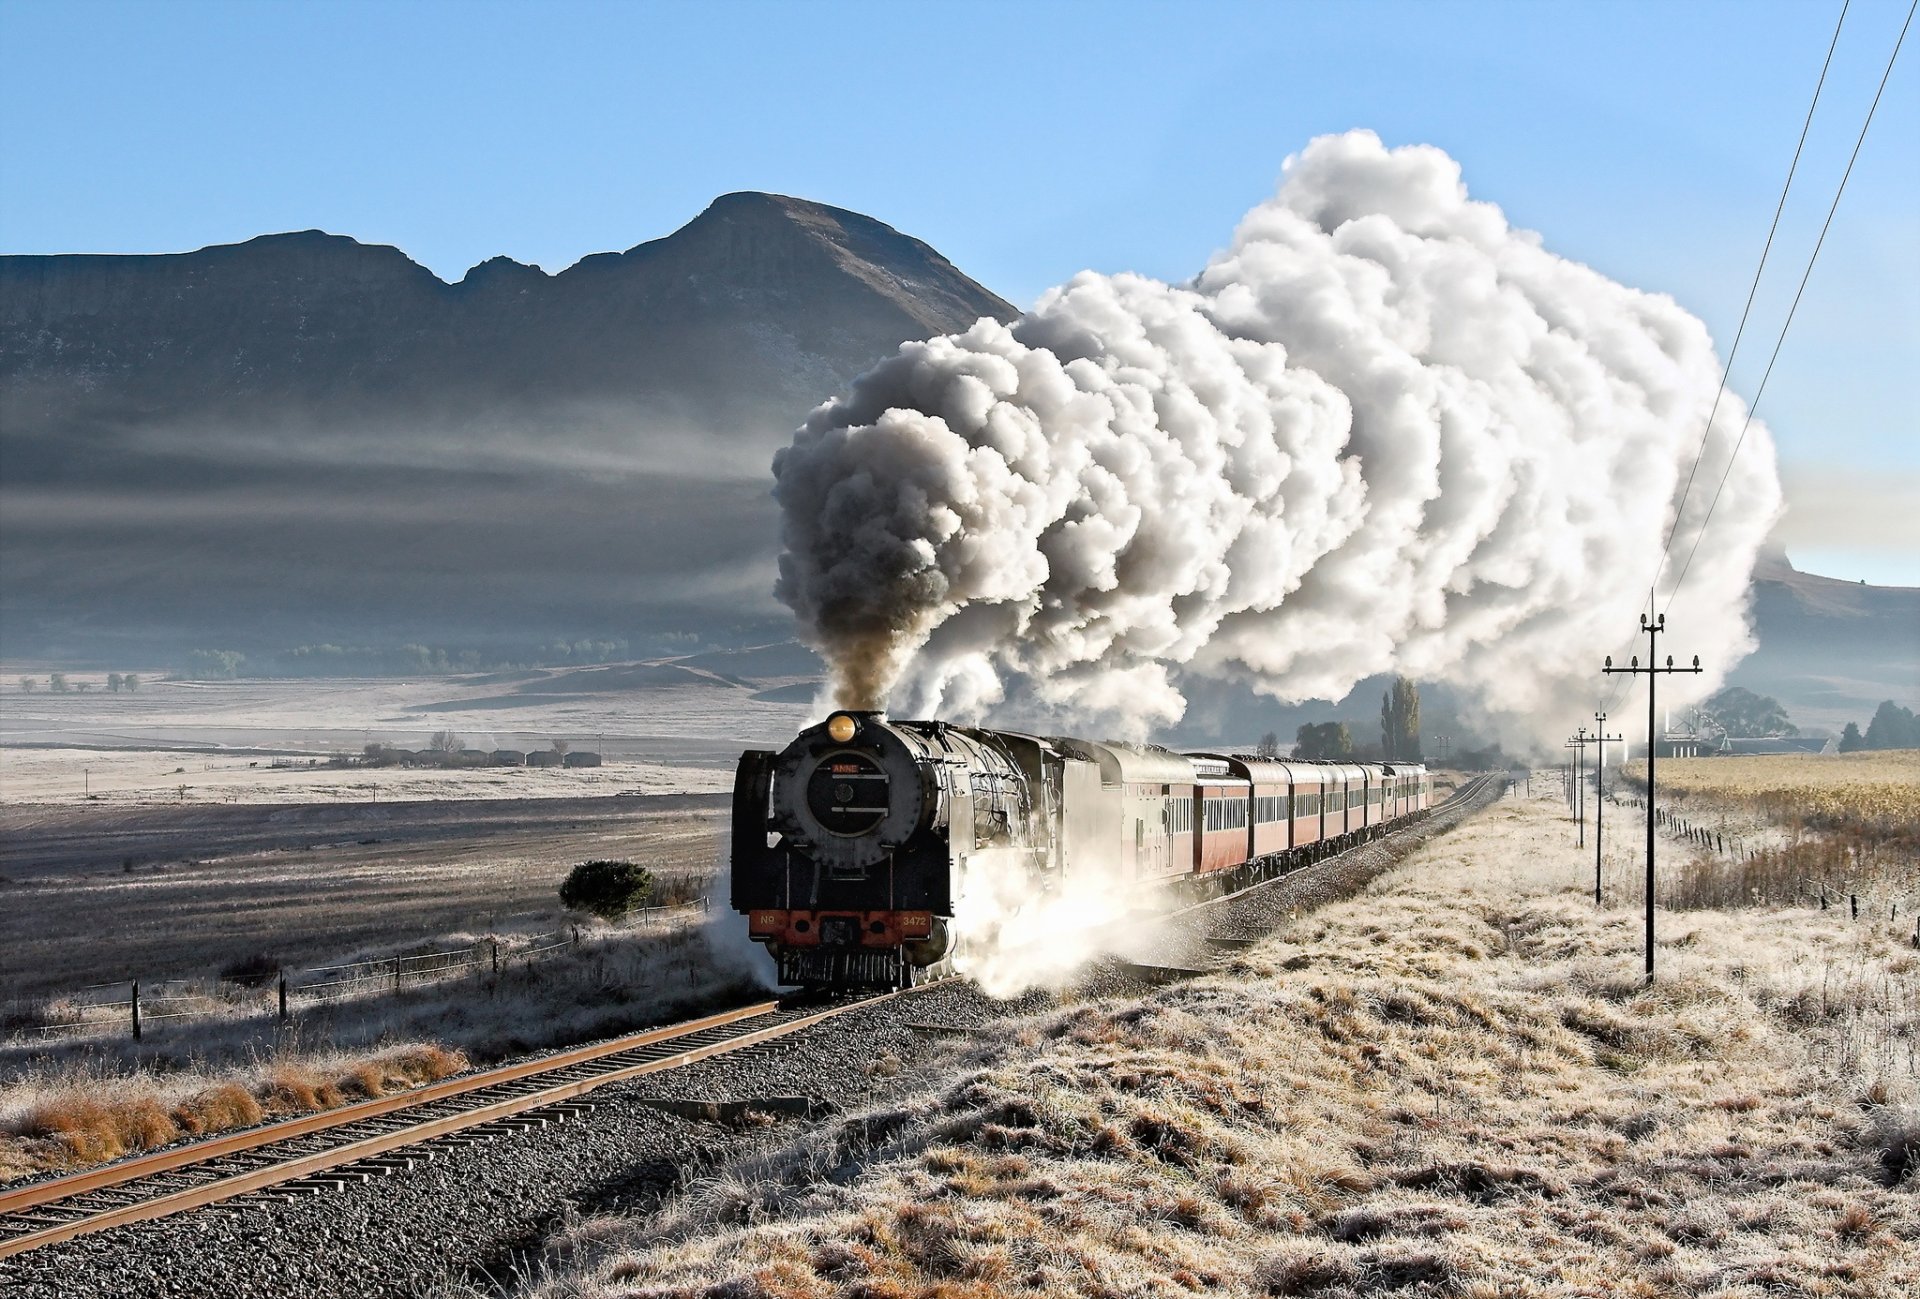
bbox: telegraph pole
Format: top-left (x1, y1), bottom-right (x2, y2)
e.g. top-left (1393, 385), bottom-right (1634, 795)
top-left (1590, 712), bottom-right (1624, 905)
top-left (1603, 614), bottom-right (1702, 984)
top-left (1562, 727), bottom-right (1589, 846)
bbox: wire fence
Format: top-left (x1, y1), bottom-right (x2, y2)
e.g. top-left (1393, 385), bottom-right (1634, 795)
top-left (1604, 790), bottom-right (1920, 939)
top-left (7, 897), bottom-right (712, 1045)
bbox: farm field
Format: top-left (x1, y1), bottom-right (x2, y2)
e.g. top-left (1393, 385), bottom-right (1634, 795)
top-left (0, 668), bottom-right (793, 997)
top-left (1631, 749), bottom-right (1920, 835)
top-left (1611, 751), bottom-right (1920, 914)
top-left (0, 793), bottom-right (729, 1000)
top-left (0, 667), bottom-right (818, 806)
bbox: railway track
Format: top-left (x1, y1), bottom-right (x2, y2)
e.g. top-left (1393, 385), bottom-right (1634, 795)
top-left (0, 991), bottom-right (905, 1260)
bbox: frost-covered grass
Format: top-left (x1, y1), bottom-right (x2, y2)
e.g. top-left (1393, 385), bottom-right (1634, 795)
top-left (503, 792), bottom-right (1920, 1299)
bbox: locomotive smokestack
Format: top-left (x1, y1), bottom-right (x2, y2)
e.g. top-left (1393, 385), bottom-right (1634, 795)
top-left (772, 130), bottom-right (1780, 745)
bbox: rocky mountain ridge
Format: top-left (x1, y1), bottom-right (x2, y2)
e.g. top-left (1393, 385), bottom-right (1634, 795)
top-left (1, 192), bottom-right (1015, 435)
top-left (0, 195), bottom-right (1016, 657)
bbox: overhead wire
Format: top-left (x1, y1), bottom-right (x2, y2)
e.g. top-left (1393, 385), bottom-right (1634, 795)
top-left (1663, 0), bottom-right (1915, 615)
top-left (1646, 0), bottom-right (1852, 619)
top-left (1597, 1), bottom-right (1850, 726)
top-left (1597, 0), bottom-right (1908, 728)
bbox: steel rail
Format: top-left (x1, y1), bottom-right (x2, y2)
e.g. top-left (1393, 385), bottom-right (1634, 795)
top-left (0, 999), bottom-right (778, 1220)
top-left (0, 993), bottom-right (912, 1259)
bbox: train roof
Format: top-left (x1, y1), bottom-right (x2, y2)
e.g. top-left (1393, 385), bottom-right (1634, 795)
top-left (1051, 737), bottom-right (1197, 786)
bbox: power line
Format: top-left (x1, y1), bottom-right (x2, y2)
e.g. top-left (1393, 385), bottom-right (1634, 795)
top-left (1664, 0), bottom-right (1915, 613)
top-left (1649, 0), bottom-right (1852, 617)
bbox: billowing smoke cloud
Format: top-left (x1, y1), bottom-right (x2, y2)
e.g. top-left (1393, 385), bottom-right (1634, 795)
top-left (773, 131), bottom-right (1782, 746)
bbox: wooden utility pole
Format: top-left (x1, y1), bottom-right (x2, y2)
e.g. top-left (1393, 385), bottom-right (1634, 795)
top-left (1603, 614), bottom-right (1702, 984)
top-left (1589, 712), bottom-right (1624, 905)
top-left (1563, 727), bottom-right (1591, 847)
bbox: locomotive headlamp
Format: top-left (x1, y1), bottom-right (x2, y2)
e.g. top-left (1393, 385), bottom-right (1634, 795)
top-left (826, 713), bottom-right (858, 743)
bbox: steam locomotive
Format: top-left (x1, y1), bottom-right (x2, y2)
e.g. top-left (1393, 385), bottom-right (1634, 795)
top-left (730, 710), bottom-right (1432, 988)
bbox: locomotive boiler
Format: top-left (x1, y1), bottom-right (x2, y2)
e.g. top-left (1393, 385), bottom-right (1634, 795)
top-left (730, 710), bottom-right (1431, 988)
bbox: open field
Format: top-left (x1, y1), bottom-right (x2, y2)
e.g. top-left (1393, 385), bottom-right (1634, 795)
top-left (0, 745), bottom-right (734, 807)
top-left (0, 661), bottom-right (821, 811)
top-left (508, 790), bottom-right (1920, 1299)
top-left (1610, 751), bottom-right (1920, 915)
top-left (0, 793), bottom-right (728, 1000)
top-left (1628, 750), bottom-right (1920, 838)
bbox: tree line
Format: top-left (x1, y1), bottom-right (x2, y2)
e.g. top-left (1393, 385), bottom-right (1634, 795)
top-left (1840, 701), bottom-right (1919, 752)
top-left (18, 672), bottom-right (140, 693)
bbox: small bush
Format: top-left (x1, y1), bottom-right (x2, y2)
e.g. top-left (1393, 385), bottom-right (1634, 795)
top-left (559, 859), bottom-right (654, 920)
top-left (217, 952), bottom-right (281, 988)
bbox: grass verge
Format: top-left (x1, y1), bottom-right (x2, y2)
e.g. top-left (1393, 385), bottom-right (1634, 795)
top-left (503, 792), bottom-right (1919, 1299)
top-left (1, 922), bottom-right (768, 1184)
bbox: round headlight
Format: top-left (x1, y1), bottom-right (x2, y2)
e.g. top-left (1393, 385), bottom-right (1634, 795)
top-left (826, 713), bottom-right (858, 743)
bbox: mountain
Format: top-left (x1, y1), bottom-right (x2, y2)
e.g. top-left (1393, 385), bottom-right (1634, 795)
top-left (1725, 546), bottom-right (1919, 734)
top-left (0, 196), bottom-right (1016, 659)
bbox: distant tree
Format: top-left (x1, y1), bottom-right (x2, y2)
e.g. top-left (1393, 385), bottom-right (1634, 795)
top-left (74, 681), bottom-right (92, 692)
top-left (48, 673), bottom-right (69, 693)
top-left (184, 649), bottom-right (245, 680)
top-left (1380, 676), bottom-right (1422, 761)
top-left (1864, 700), bottom-right (1920, 750)
top-left (18, 676), bottom-right (35, 693)
top-left (559, 859), bottom-right (653, 920)
top-left (550, 738), bottom-right (571, 757)
top-left (1838, 722), bottom-right (1865, 753)
top-left (1255, 730), bottom-right (1281, 760)
top-left (108, 673), bottom-right (124, 693)
top-left (428, 730), bottom-right (465, 754)
top-left (1700, 687), bottom-right (1797, 739)
top-left (123, 673), bottom-right (140, 692)
top-left (1294, 722), bottom-right (1355, 760)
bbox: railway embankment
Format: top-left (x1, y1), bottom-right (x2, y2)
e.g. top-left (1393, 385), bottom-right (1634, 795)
top-left (505, 785), bottom-right (1919, 1299)
top-left (0, 779), bottom-right (1503, 1297)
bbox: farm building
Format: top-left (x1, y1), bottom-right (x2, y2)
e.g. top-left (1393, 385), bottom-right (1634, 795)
top-left (563, 751), bottom-right (603, 768)
top-left (491, 749), bottom-right (526, 766)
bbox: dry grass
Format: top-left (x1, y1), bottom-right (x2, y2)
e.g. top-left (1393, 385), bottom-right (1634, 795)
top-left (1611, 752), bottom-right (1920, 913)
top-left (1630, 750), bottom-right (1920, 838)
top-left (0, 1043), bottom-right (466, 1181)
top-left (0, 921), bottom-right (769, 1183)
top-left (502, 792), bottom-right (1920, 1299)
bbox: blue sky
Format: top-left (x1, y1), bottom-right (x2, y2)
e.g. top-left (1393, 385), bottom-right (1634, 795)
top-left (4, 0), bottom-right (1914, 583)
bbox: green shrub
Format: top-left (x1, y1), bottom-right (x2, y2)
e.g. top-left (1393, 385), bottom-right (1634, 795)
top-left (559, 859), bottom-right (654, 920)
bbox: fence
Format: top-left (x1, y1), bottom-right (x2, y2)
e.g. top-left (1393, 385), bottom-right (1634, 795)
top-left (9, 897), bottom-right (711, 1045)
top-left (1605, 790), bottom-right (1920, 942)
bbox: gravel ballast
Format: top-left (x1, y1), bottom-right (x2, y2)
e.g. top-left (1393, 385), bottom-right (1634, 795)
top-left (1, 778), bottom-right (1505, 1299)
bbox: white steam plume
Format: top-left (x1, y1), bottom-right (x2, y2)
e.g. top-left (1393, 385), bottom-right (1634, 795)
top-left (947, 849), bottom-right (1164, 998)
top-left (773, 131), bottom-right (1782, 747)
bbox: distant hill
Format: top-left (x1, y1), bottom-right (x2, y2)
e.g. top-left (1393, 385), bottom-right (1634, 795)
top-left (1726, 547), bottom-right (1919, 735)
top-left (0, 196), bottom-right (1016, 659)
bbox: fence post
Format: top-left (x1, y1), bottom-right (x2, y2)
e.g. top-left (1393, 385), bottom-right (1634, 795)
top-left (1850, 895), bottom-right (1858, 922)
top-left (278, 972), bottom-right (289, 1022)
top-left (393, 956), bottom-right (402, 993)
top-left (571, 924), bottom-right (580, 950)
top-left (491, 939), bottom-right (499, 975)
top-left (131, 980), bottom-right (142, 1041)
